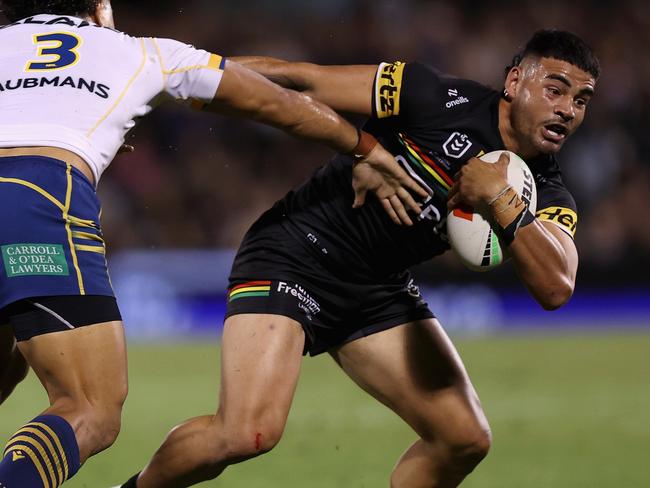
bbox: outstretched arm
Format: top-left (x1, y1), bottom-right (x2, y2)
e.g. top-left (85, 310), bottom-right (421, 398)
top-left (206, 60), bottom-right (427, 224)
top-left (231, 56), bottom-right (377, 115)
top-left (447, 154), bottom-right (577, 310)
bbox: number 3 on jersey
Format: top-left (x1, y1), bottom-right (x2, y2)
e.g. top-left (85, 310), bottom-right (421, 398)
top-left (26, 32), bottom-right (82, 71)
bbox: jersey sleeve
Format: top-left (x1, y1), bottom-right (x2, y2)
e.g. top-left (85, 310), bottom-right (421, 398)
top-left (535, 169), bottom-right (579, 238)
top-left (371, 61), bottom-right (446, 122)
top-left (151, 37), bottom-right (225, 106)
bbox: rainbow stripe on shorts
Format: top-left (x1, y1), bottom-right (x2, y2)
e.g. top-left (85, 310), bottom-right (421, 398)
top-left (228, 280), bottom-right (271, 302)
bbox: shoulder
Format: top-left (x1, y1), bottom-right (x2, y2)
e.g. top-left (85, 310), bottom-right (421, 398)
top-left (530, 154), bottom-right (579, 238)
top-left (373, 61), bottom-right (497, 120)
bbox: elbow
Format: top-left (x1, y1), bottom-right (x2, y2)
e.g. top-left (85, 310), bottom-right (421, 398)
top-left (537, 280), bottom-right (574, 311)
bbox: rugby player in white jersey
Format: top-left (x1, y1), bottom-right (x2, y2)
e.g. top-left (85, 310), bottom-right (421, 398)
top-left (0, 1), bottom-right (427, 486)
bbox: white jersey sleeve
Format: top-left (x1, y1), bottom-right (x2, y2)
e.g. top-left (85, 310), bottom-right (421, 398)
top-left (0, 14), bottom-right (225, 182)
top-left (153, 37), bottom-right (224, 104)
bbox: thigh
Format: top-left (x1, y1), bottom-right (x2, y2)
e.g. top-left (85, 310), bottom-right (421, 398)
top-left (329, 318), bottom-right (489, 442)
top-left (16, 320), bottom-right (127, 407)
top-left (219, 314), bottom-right (305, 428)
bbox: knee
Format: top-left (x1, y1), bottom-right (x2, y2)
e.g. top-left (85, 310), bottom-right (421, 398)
top-left (207, 412), bottom-right (286, 464)
top-left (222, 421), bottom-right (284, 460)
top-left (61, 382), bottom-right (128, 453)
top-left (445, 426), bottom-right (492, 473)
top-left (91, 384), bottom-right (128, 450)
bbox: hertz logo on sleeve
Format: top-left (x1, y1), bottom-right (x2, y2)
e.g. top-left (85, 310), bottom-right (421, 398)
top-left (536, 207), bottom-right (578, 238)
top-left (375, 61), bottom-right (405, 118)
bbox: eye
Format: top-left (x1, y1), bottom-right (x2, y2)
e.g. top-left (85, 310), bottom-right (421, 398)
top-left (575, 97), bottom-right (589, 108)
top-left (546, 86), bottom-right (561, 97)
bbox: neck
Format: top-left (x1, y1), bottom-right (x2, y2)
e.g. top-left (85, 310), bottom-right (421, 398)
top-left (497, 98), bottom-right (538, 160)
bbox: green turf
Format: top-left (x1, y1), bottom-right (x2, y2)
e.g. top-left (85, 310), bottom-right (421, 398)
top-left (2, 332), bottom-right (649, 487)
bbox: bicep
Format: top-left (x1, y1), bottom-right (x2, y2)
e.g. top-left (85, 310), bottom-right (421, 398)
top-left (300, 64), bottom-right (377, 115)
top-left (542, 221), bottom-right (579, 283)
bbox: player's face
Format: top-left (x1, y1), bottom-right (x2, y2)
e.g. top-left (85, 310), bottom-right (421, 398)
top-left (508, 57), bottom-right (596, 155)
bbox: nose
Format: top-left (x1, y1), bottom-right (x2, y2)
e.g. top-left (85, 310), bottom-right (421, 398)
top-left (555, 96), bottom-right (575, 122)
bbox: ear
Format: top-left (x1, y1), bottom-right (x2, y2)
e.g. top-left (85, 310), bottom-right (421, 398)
top-left (503, 65), bottom-right (522, 101)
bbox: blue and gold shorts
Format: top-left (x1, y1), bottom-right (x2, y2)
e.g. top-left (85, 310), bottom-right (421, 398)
top-left (0, 155), bottom-right (114, 310)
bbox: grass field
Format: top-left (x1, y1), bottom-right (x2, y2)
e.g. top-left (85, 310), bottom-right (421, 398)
top-left (2, 331), bottom-right (649, 487)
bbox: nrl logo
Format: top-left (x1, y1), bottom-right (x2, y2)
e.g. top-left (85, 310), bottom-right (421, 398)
top-left (442, 132), bottom-right (473, 159)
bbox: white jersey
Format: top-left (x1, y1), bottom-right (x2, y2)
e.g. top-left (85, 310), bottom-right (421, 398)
top-left (0, 14), bottom-right (225, 183)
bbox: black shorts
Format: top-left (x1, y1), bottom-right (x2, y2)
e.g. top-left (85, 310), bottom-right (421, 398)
top-left (0, 295), bottom-right (122, 342)
top-left (226, 207), bottom-right (434, 356)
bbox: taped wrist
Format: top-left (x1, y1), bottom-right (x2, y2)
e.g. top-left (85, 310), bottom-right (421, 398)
top-left (489, 186), bottom-right (535, 245)
top-left (348, 129), bottom-right (378, 161)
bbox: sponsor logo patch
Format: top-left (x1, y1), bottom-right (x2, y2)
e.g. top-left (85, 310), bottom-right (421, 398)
top-left (536, 207), bottom-right (578, 237)
top-left (442, 132), bottom-right (473, 159)
top-left (1, 244), bottom-right (69, 277)
top-left (375, 61), bottom-right (405, 118)
top-left (445, 88), bottom-right (469, 108)
top-left (277, 281), bottom-right (321, 319)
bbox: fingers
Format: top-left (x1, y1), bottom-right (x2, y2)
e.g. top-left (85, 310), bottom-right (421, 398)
top-left (381, 198), bottom-right (401, 226)
top-left (447, 182), bottom-right (459, 210)
top-left (447, 192), bottom-right (461, 211)
top-left (400, 174), bottom-right (430, 199)
top-left (390, 194), bottom-right (414, 226)
top-left (397, 187), bottom-right (423, 216)
top-left (352, 186), bottom-right (367, 209)
top-left (117, 144), bottom-right (135, 154)
top-left (496, 152), bottom-right (510, 174)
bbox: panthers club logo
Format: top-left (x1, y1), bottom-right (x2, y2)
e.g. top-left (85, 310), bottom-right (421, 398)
top-left (443, 132), bottom-right (473, 159)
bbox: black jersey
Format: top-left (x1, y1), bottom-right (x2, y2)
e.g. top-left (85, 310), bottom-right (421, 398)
top-left (271, 62), bottom-right (578, 282)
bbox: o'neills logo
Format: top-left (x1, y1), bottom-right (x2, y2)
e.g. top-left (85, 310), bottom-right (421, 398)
top-left (277, 281), bottom-right (321, 316)
top-left (445, 96), bottom-right (469, 108)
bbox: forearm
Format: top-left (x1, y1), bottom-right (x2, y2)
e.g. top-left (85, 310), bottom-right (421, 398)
top-left (231, 56), bottom-right (376, 115)
top-left (508, 221), bottom-right (576, 310)
top-left (208, 60), bottom-right (360, 154)
top-left (230, 56), bottom-right (309, 90)
top-left (250, 88), bottom-right (360, 153)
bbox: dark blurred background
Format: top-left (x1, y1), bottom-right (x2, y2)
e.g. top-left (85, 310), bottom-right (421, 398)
top-left (5, 0), bottom-right (648, 335)
top-left (106, 0), bottom-right (648, 282)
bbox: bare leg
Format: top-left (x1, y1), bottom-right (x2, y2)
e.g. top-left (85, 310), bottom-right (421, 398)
top-left (16, 321), bottom-right (128, 462)
top-left (136, 314), bottom-right (305, 488)
top-left (330, 318), bottom-right (491, 488)
top-left (0, 326), bottom-right (29, 405)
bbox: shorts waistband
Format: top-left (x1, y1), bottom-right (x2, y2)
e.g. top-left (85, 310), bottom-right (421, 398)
top-left (0, 155), bottom-right (94, 189)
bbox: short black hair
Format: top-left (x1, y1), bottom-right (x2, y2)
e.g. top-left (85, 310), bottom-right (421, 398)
top-left (1, 0), bottom-right (101, 22)
top-left (506, 29), bottom-right (601, 79)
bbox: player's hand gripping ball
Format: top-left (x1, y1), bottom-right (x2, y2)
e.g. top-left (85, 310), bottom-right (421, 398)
top-left (447, 150), bottom-right (537, 271)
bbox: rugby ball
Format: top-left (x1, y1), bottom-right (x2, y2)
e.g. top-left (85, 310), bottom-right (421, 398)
top-left (447, 150), bottom-right (537, 272)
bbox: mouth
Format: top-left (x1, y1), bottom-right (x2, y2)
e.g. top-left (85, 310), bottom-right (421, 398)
top-left (541, 123), bottom-right (569, 144)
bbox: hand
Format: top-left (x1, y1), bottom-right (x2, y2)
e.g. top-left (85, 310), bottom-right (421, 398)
top-left (447, 152), bottom-right (510, 211)
top-left (352, 143), bottom-right (430, 226)
top-left (117, 144), bottom-right (135, 155)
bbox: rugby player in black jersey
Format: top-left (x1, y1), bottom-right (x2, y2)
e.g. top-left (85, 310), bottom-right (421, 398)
top-left (121, 30), bottom-right (599, 488)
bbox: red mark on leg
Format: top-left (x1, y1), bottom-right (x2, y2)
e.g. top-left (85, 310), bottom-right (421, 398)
top-left (255, 432), bottom-right (262, 451)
